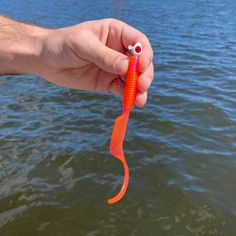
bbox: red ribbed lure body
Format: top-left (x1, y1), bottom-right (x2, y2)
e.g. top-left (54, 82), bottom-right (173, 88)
top-left (123, 56), bottom-right (139, 114)
top-left (108, 43), bottom-right (142, 204)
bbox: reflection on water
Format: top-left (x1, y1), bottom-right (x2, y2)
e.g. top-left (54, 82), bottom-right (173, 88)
top-left (0, 0), bottom-right (236, 235)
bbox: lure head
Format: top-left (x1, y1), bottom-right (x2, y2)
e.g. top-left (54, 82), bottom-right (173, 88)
top-left (128, 42), bottom-right (142, 56)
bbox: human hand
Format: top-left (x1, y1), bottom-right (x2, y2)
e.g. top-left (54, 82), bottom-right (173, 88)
top-left (39, 19), bottom-right (154, 107)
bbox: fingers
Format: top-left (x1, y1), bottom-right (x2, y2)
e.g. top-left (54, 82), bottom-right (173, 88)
top-left (135, 91), bottom-right (147, 108)
top-left (118, 21), bottom-right (153, 73)
top-left (98, 19), bottom-right (154, 108)
top-left (104, 19), bottom-right (153, 73)
top-left (138, 62), bottom-right (154, 93)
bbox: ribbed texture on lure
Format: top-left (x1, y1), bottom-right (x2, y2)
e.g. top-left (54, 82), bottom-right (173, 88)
top-left (123, 56), bottom-right (139, 114)
top-left (108, 55), bottom-right (139, 204)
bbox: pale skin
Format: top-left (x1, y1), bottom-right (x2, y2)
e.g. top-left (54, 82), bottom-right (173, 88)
top-left (0, 16), bottom-right (154, 107)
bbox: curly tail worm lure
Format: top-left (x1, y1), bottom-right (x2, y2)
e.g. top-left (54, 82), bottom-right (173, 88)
top-left (108, 42), bottom-right (142, 204)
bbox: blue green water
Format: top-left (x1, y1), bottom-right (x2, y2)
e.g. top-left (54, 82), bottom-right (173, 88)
top-left (1, 0), bottom-right (236, 235)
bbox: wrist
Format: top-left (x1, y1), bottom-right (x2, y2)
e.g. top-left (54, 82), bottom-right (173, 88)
top-left (21, 26), bottom-right (52, 76)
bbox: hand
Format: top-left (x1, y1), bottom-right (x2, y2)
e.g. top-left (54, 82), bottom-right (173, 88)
top-left (39, 19), bottom-right (154, 107)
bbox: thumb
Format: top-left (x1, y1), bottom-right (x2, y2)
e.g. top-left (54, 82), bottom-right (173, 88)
top-left (85, 40), bottom-right (129, 75)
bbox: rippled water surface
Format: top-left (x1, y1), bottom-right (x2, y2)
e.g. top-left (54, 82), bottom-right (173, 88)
top-left (1, 0), bottom-right (236, 235)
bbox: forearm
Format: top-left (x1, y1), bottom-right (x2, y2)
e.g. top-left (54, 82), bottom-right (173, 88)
top-left (0, 15), bottom-right (49, 75)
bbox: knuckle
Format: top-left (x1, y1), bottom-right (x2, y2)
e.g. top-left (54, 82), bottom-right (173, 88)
top-left (106, 18), bottom-right (123, 25)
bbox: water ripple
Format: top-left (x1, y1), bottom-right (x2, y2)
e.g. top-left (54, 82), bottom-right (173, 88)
top-left (1, 0), bottom-right (236, 235)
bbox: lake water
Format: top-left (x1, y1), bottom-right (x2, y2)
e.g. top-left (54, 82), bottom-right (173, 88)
top-left (0, 0), bottom-right (236, 235)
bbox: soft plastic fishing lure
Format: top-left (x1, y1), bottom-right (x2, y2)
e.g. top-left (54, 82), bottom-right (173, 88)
top-left (108, 42), bottom-right (142, 204)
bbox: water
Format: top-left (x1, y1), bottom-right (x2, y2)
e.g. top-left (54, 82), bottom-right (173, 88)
top-left (0, 0), bottom-right (236, 235)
